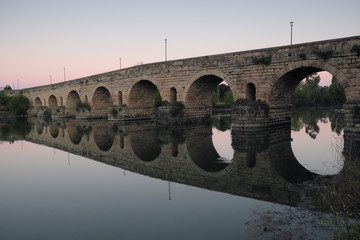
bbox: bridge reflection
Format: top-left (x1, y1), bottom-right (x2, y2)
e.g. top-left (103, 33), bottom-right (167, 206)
top-left (10, 117), bottom-right (325, 207)
top-left (1, 115), bottom-right (357, 207)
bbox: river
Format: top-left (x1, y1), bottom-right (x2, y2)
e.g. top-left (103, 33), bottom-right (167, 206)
top-left (0, 108), bottom-right (348, 239)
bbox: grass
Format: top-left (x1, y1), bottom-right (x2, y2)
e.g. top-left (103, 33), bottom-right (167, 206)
top-left (315, 138), bottom-right (360, 239)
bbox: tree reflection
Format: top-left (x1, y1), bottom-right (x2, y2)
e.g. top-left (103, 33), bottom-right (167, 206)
top-left (291, 108), bottom-right (344, 139)
top-left (0, 118), bottom-right (31, 142)
top-left (212, 114), bottom-right (231, 131)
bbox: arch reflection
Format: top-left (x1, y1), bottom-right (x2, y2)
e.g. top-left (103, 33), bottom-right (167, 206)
top-left (187, 132), bottom-right (231, 173)
top-left (8, 113), bottom-right (354, 207)
top-left (129, 128), bottom-right (161, 162)
top-left (49, 125), bottom-right (59, 139)
top-left (93, 121), bottom-right (113, 152)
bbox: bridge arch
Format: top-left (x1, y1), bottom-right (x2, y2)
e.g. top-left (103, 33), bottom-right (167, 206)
top-left (128, 79), bottom-right (160, 108)
top-left (66, 90), bottom-right (81, 116)
top-left (269, 60), bottom-right (349, 105)
top-left (91, 86), bottom-right (113, 118)
top-left (34, 97), bottom-right (42, 110)
top-left (170, 87), bottom-right (177, 103)
top-left (184, 70), bottom-right (235, 108)
top-left (246, 83), bottom-right (256, 101)
top-left (48, 95), bottom-right (58, 108)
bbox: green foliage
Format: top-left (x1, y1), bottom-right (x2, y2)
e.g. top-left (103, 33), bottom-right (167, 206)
top-left (169, 101), bottom-right (185, 116)
top-left (351, 44), bottom-right (360, 56)
top-left (111, 108), bottom-right (118, 117)
top-left (212, 84), bottom-right (233, 107)
top-left (316, 158), bottom-right (360, 239)
top-left (316, 50), bottom-right (334, 60)
top-left (0, 118), bottom-right (31, 141)
top-left (292, 74), bottom-right (345, 107)
top-left (0, 91), bottom-right (10, 109)
top-left (224, 91), bottom-right (234, 104)
top-left (4, 85), bottom-right (12, 90)
top-left (75, 101), bottom-right (91, 112)
top-left (154, 91), bottom-right (163, 107)
top-left (291, 107), bottom-right (344, 139)
top-left (8, 95), bottom-right (30, 115)
top-left (299, 52), bottom-right (307, 60)
top-left (212, 115), bottom-right (231, 131)
top-left (251, 55), bottom-right (272, 65)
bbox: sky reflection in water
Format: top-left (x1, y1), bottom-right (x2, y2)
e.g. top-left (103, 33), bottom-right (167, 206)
top-left (0, 109), bottom-right (342, 239)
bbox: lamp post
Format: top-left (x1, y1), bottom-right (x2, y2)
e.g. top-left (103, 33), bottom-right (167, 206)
top-left (290, 21), bottom-right (294, 45)
top-left (165, 39), bottom-right (167, 61)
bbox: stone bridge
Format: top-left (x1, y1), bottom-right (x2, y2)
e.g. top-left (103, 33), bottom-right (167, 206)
top-left (22, 36), bottom-right (360, 126)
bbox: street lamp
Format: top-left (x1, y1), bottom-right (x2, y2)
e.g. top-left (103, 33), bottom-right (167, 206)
top-left (165, 39), bottom-right (167, 61)
top-left (290, 22), bottom-right (294, 45)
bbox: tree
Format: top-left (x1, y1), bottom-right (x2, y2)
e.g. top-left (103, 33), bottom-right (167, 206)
top-left (154, 91), bottom-right (163, 107)
top-left (217, 84), bottom-right (231, 102)
top-left (8, 95), bottom-right (30, 115)
top-left (291, 74), bottom-right (346, 107)
top-left (0, 91), bottom-right (10, 108)
top-left (223, 91), bottom-right (234, 104)
top-left (329, 76), bottom-right (346, 105)
top-left (4, 85), bottom-right (12, 90)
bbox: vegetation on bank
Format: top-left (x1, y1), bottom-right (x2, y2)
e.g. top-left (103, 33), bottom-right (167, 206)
top-left (292, 74), bottom-right (346, 107)
top-left (0, 87), bottom-right (30, 116)
top-left (212, 84), bottom-right (234, 108)
top-left (316, 158), bottom-right (360, 240)
top-left (0, 118), bottom-right (31, 142)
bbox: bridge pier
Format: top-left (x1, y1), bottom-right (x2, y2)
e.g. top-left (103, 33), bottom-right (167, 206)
top-left (108, 105), bottom-right (153, 121)
top-left (37, 106), bottom-right (50, 118)
top-left (155, 105), bottom-right (211, 125)
top-left (231, 100), bottom-right (291, 128)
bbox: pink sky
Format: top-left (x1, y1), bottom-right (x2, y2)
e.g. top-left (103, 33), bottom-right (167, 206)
top-left (1, 0), bottom-right (359, 89)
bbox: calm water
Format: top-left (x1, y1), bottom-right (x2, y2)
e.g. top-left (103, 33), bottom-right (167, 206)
top-left (0, 108), bottom-right (345, 239)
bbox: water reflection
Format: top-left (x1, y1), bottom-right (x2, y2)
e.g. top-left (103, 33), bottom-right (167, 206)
top-left (0, 109), bottom-right (358, 239)
top-left (0, 108), bottom-right (354, 204)
top-left (291, 107), bottom-right (345, 175)
top-left (291, 107), bottom-right (344, 139)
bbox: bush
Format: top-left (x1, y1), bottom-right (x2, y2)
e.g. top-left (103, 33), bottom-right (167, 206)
top-left (316, 50), bottom-right (334, 60)
top-left (75, 101), bottom-right (91, 112)
top-left (351, 44), bottom-right (360, 56)
top-left (154, 92), bottom-right (163, 107)
top-left (0, 91), bottom-right (10, 108)
top-left (169, 101), bottom-right (184, 116)
top-left (299, 52), bottom-right (307, 60)
top-left (251, 55), bottom-right (272, 65)
top-left (8, 95), bottom-right (30, 115)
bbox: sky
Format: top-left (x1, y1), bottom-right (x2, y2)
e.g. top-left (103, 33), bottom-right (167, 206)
top-left (1, 0), bottom-right (359, 89)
